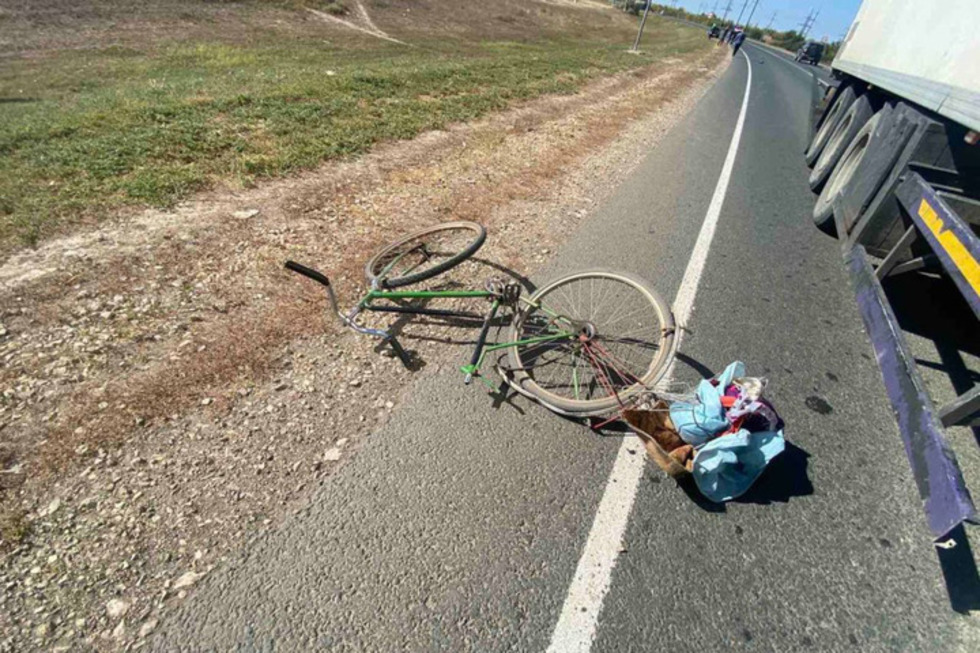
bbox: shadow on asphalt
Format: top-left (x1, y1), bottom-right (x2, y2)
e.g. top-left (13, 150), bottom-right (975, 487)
top-left (737, 442), bottom-right (814, 504)
top-left (876, 273), bottom-right (980, 612)
top-left (674, 442), bottom-right (814, 513)
top-left (885, 271), bottom-right (980, 446)
top-left (675, 352), bottom-right (715, 379)
top-left (937, 523), bottom-right (980, 613)
top-left (368, 255), bottom-right (536, 369)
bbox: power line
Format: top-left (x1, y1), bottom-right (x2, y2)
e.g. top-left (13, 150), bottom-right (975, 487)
top-left (745, 0), bottom-right (760, 28)
top-left (806, 9), bottom-right (820, 38)
top-left (799, 8), bottom-right (819, 38)
top-left (721, 2), bottom-right (733, 22)
top-left (765, 11), bottom-right (776, 30)
top-left (735, 0), bottom-right (750, 25)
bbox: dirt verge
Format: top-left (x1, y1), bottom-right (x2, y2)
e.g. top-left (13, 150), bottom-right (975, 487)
top-left (0, 47), bottom-right (726, 651)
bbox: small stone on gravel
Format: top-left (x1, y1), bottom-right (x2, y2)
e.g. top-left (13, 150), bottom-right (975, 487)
top-left (139, 619), bottom-right (159, 638)
top-left (173, 570), bottom-right (203, 590)
top-left (106, 598), bottom-right (129, 619)
top-left (41, 497), bottom-right (61, 516)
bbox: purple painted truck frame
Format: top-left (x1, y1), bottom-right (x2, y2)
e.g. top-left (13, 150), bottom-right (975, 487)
top-left (835, 172), bottom-right (979, 539)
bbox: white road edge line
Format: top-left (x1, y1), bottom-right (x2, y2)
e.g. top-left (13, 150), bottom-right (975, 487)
top-left (545, 50), bottom-right (753, 653)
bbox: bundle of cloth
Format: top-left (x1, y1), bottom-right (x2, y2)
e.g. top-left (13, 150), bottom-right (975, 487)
top-left (665, 362), bottom-right (785, 502)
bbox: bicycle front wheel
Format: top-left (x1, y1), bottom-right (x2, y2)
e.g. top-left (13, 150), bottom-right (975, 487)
top-left (507, 270), bottom-right (675, 416)
top-left (365, 221), bottom-right (486, 288)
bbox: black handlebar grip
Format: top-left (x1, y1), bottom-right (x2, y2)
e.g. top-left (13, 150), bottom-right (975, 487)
top-left (284, 260), bottom-right (331, 288)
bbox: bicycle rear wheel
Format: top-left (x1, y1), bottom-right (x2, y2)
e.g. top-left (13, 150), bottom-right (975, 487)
top-left (365, 221), bottom-right (486, 288)
top-left (507, 270), bottom-right (675, 416)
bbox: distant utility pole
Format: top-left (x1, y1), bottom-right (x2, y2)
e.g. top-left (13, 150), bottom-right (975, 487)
top-left (745, 0), bottom-right (760, 28)
top-left (799, 15), bottom-right (809, 35)
top-left (805, 10), bottom-right (820, 38)
top-left (766, 11), bottom-right (777, 30)
top-left (799, 9), bottom-right (813, 35)
top-left (631, 0), bottom-right (653, 52)
top-left (712, 1), bottom-right (720, 16)
top-left (735, 0), bottom-right (750, 26)
top-left (721, 2), bottom-right (733, 22)
top-left (799, 8), bottom-right (819, 39)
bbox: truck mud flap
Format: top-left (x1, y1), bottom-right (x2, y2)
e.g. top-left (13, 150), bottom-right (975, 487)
top-left (837, 172), bottom-right (980, 539)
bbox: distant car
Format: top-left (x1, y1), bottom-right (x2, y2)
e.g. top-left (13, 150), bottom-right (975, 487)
top-left (708, 26), bottom-right (720, 39)
top-left (795, 41), bottom-right (825, 65)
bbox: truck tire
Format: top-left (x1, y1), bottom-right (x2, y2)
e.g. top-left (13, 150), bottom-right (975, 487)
top-left (806, 86), bottom-right (856, 166)
top-left (848, 105), bottom-right (980, 258)
top-left (809, 95), bottom-right (873, 192)
top-left (812, 108), bottom-right (887, 233)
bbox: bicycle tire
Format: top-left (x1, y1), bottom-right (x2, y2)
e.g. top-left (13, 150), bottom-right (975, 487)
top-left (507, 270), bottom-right (675, 416)
top-left (364, 221), bottom-right (486, 288)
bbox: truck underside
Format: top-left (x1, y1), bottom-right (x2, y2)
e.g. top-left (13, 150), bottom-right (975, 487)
top-left (805, 72), bottom-right (980, 543)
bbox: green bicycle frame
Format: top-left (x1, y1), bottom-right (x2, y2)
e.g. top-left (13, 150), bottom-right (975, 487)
top-left (360, 288), bottom-right (494, 305)
top-left (359, 287), bottom-right (575, 385)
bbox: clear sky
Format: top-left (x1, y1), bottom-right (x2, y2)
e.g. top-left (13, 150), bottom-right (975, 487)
top-left (669, 0), bottom-right (864, 42)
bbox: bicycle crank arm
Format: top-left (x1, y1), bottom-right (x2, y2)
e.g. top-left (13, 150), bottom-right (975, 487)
top-left (463, 300), bottom-right (500, 384)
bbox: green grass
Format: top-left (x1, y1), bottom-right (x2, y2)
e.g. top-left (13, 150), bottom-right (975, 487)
top-left (0, 22), bottom-right (707, 252)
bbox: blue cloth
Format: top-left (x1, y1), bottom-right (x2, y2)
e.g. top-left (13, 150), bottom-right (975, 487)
top-left (692, 429), bottom-right (785, 502)
top-left (669, 362), bottom-right (746, 446)
top-left (714, 361), bottom-right (745, 390)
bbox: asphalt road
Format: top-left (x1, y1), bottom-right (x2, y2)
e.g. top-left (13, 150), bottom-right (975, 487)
top-left (153, 43), bottom-right (980, 652)
top-left (748, 40), bottom-right (832, 86)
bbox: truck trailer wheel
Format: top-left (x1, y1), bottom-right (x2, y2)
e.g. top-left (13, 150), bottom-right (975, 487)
top-left (812, 108), bottom-right (887, 234)
top-left (809, 95), bottom-right (873, 192)
top-left (806, 86), bottom-right (856, 166)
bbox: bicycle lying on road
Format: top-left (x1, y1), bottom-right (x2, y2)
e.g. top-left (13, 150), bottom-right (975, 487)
top-left (285, 221), bottom-right (676, 417)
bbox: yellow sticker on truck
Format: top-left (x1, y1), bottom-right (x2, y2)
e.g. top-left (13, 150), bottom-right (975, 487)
top-left (918, 198), bottom-right (980, 299)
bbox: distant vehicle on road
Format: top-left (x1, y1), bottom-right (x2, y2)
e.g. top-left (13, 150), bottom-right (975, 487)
top-left (794, 41), bottom-right (824, 65)
top-left (803, 0), bottom-right (980, 545)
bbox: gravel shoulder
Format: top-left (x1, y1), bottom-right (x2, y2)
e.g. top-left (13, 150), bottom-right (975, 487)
top-left (0, 47), bottom-right (726, 651)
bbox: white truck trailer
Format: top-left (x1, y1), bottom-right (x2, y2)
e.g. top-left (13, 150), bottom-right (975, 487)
top-left (804, 0), bottom-right (980, 546)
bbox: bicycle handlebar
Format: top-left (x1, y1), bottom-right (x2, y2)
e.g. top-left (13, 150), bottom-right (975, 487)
top-left (284, 259), bottom-right (372, 339)
top-left (285, 260), bottom-right (331, 287)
